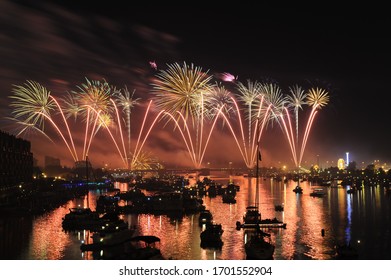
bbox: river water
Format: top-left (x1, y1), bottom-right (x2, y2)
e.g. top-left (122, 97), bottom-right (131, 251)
top-left (1, 175), bottom-right (390, 260)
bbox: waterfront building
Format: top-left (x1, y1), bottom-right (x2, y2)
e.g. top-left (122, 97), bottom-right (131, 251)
top-left (0, 130), bottom-right (33, 190)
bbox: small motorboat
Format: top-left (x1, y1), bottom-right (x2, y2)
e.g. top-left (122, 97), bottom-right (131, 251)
top-left (293, 185), bottom-right (303, 194)
top-left (200, 223), bottom-right (224, 249)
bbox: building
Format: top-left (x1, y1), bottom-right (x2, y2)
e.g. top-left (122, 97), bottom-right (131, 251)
top-left (74, 160), bottom-right (94, 180)
top-left (44, 155), bottom-right (62, 177)
top-left (44, 156), bottom-right (61, 168)
top-left (0, 130), bottom-right (33, 190)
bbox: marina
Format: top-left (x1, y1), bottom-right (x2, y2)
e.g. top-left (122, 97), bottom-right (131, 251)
top-left (1, 174), bottom-right (390, 260)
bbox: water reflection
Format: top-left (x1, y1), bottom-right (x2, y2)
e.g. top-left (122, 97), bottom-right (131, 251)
top-left (1, 175), bottom-right (391, 260)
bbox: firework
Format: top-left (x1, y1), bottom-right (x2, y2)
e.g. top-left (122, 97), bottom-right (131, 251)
top-left (149, 61), bottom-right (157, 70)
top-left (9, 80), bottom-right (55, 129)
top-left (73, 78), bottom-right (113, 112)
top-left (278, 86), bottom-right (329, 167)
top-left (306, 87), bottom-right (329, 108)
top-left (220, 72), bottom-right (237, 82)
top-left (236, 80), bottom-right (263, 158)
top-left (131, 150), bottom-right (158, 170)
top-left (163, 108), bottom-right (224, 169)
top-left (9, 81), bottom-right (78, 161)
top-left (298, 87), bottom-right (329, 164)
top-left (115, 86), bottom-right (140, 160)
top-left (287, 85), bottom-right (307, 147)
top-left (61, 92), bottom-right (82, 120)
top-left (261, 83), bottom-right (286, 122)
top-left (71, 78), bottom-right (115, 159)
top-left (151, 62), bottom-right (213, 123)
top-left (206, 82), bottom-right (235, 121)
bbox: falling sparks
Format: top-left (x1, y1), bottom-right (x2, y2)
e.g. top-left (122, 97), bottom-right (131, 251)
top-left (279, 87), bottom-right (329, 167)
top-left (7, 64), bottom-right (331, 170)
top-left (151, 62), bottom-right (213, 123)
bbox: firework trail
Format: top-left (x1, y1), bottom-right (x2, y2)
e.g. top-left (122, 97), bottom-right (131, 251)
top-left (72, 78), bottom-right (114, 160)
top-left (163, 107), bottom-right (225, 169)
top-left (279, 86), bottom-right (329, 167)
top-left (237, 79), bottom-right (263, 153)
top-left (151, 62), bottom-right (216, 168)
top-left (299, 87), bottom-right (329, 165)
top-left (287, 85), bottom-right (307, 147)
top-left (116, 87), bottom-right (140, 160)
top-left (8, 79), bottom-right (146, 168)
top-left (8, 81), bottom-right (78, 161)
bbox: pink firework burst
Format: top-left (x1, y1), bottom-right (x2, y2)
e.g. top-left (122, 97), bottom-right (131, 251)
top-left (220, 72), bottom-right (237, 82)
top-left (149, 61), bottom-right (157, 70)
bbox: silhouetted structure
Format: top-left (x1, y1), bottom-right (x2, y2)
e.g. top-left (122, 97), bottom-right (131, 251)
top-left (74, 160), bottom-right (94, 180)
top-left (0, 130), bottom-right (33, 190)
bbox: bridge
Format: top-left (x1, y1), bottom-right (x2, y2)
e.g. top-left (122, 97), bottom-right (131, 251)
top-left (110, 167), bottom-right (256, 177)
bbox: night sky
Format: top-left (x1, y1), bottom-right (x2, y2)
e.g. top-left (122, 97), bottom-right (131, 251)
top-left (1, 1), bottom-right (390, 169)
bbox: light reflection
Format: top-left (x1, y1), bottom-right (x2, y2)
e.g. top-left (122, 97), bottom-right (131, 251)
top-left (346, 192), bottom-right (352, 244)
top-left (6, 174), bottom-right (390, 260)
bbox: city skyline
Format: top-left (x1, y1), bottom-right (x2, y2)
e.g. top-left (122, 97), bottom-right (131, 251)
top-left (1, 2), bottom-right (390, 169)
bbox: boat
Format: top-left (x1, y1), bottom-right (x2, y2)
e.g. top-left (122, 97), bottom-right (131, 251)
top-left (222, 193), bottom-right (236, 204)
top-left (293, 185), bottom-right (303, 194)
top-left (125, 235), bottom-right (164, 260)
top-left (274, 204), bottom-right (284, 211)
top-left (309, 188), bottom-right (326, 197)
top-left (80, 226), bottom-right (134, 252)
top-left (245, 230), bottom-right (275, 260)
top-left (198, 210), bottom-right (213, 226)
top-left (96, 194), bottom-right (120, 213)
top-left (62, 207), bottom-right (102, 231)
top-left (200, 223), bottom-right (224, 248)
top-left (258, 218), bottom-right (287, 229)
top-left (241, 206), bottom-right (261, 228)
top-left (335, 242), bottom-right (359, 259)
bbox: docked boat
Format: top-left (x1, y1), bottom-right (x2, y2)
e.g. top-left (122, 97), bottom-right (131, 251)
top-left (62, 207), bottom-right (102, 231)
top-left (241, 206), bottom-right (261, 228)
top-left (222, 193), bottom-right (236, 204)
top-left (274, 204), bottom-right (284, 211)
top-left (245, 230), bottom-right (275, 260)
top-left (126, 235), bottom-right (164, 260)
top-left (200, 223), bottom-right (224, 249)
top-left (335, 243), bottom-right (359, 259)
top-left (258, 218), bottom-right (286, 229)
top-left (237, 206), bottom-right (286, 229)
top-left (198, 210), bottom-right (213, 226)
top-left (293, 185), bottom-right (303, 194)
top-left (80, 226), bottom-right (134, 252)
top-left (309, 188), bottom-right (326, 197)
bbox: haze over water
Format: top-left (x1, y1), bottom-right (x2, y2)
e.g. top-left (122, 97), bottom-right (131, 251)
top-left (1, 175), bottom-right (390, 260)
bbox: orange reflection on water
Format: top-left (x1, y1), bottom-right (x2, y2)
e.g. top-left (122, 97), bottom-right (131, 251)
top-left (27, 201), bottom-right (74, 260)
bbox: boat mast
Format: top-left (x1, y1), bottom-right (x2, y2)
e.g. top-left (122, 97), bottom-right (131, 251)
top-left (297, 165), bottom-right (300, 188)
top-left (86, 155), bottom-right (89, 209)
top-left (256, 141), bottom-right (259, 208)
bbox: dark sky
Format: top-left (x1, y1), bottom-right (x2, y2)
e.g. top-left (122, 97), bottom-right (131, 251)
top-left (1, 1), bottom-right (390, 169)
